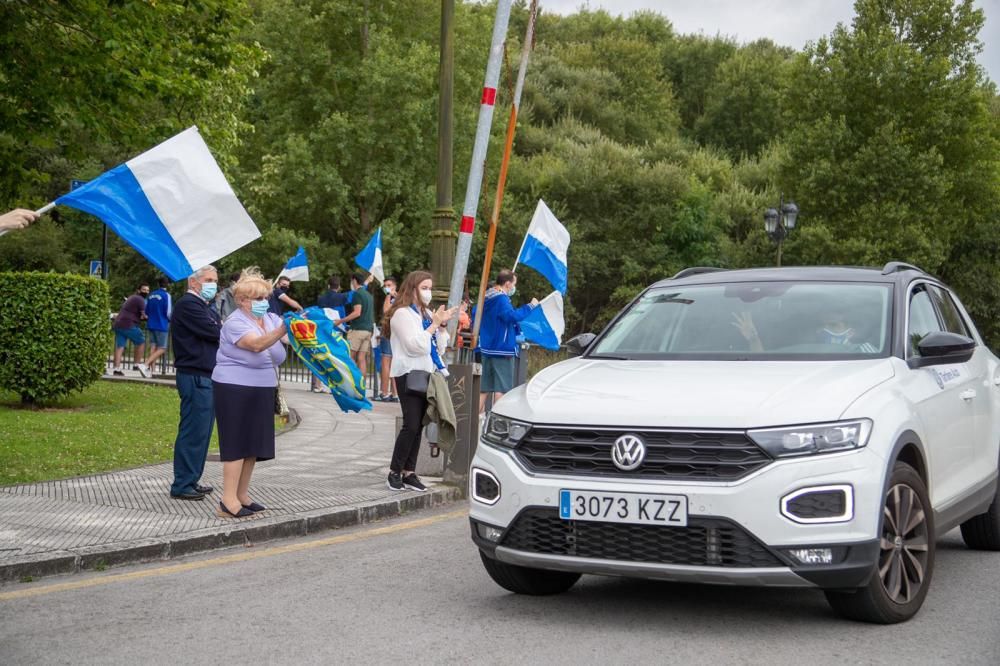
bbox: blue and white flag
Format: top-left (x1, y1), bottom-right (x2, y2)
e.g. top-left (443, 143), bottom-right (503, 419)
top-left (354, 227), bottom-right (384, 283)
top-left (55, 127), bottom-right (260, 281)
top-left (518, 291), bottom-right (565, 351)
top-left (278, 246), bottom-right (309, 282)
top-left (515, 199), bottom-right (569, 294)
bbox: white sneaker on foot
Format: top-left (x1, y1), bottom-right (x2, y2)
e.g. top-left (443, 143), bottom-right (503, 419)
top-left (136, 363), bottom-right (152, 378)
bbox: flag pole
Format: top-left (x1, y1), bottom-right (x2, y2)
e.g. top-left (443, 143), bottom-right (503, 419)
top-left (470, 0), bottom-right (538, 350)
top-left (445, 0), bottom-right (514, 339)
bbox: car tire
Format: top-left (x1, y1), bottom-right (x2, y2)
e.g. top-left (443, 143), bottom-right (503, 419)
top-left (959, 468), bottom-right (1000, 550)
top-left (479, 551), bottom-right (581, 595)
top-left (825, 462), bottom-right (935, 624)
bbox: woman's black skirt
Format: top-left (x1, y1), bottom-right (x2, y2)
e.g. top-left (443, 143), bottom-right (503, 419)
top-left (213, 381), bottom-right (275, 462)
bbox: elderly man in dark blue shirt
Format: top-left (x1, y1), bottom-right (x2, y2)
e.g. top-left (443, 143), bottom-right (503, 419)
top-left (169, 265), bottom-right (221, 500)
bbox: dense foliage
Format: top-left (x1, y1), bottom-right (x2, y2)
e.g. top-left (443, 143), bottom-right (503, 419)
top-left (0, 272), bottom-right (110, 405)
top-left (1, 0), bottom-right (998, 344)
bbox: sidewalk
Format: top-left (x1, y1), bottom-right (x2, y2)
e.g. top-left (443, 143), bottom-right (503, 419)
top-left (0, 381), bottom-right (461, 583)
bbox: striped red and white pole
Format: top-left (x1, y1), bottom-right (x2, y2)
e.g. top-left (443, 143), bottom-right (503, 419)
top-left (445, 0), bottom-right (514, 323)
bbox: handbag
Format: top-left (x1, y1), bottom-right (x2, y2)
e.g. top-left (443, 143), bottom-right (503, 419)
top-left (406, 370), bottom-right (431, 395)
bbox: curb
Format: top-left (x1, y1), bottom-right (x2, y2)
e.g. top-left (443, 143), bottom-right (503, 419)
top-left (0, 485), bottom-right (463, 584)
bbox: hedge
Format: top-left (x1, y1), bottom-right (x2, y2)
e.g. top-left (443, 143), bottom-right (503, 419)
top-left (0, 271), bottom-right (110, 405)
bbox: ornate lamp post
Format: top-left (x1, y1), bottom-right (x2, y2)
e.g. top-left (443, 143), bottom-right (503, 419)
top-left (764, 195), bottom-right (799, 267)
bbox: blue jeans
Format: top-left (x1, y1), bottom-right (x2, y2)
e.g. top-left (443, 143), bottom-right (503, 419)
top-left (171, 371), bottom-right (214, 495)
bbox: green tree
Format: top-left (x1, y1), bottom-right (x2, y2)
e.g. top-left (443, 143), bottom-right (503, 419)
top-left (777, 0), bottom-right (1000, 343)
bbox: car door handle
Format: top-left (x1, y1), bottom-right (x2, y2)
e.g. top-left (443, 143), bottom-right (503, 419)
top-left (994, 376), bottom-right (1000, 387)
top-left (960, 389), bottom-right (977, 402)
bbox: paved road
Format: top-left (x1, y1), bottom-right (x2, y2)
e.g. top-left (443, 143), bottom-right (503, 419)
top-left (2, 505), bottom-right (998, 665)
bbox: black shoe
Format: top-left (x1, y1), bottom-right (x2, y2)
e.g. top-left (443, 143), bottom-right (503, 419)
top-left (194, 484), bottom-right (214, 494)
top-left (112, 369), bottom-right (125, 377)
top-left (402, 474), bottom-right (427, 492)
top-left (218, 501), bottom-right (253, 518)
top-left (241, 501), bottom-right (266, 512)
top-left (170, 491), bottom-right (205, 501)
top-left (387, 471), bottom-right (404, 491)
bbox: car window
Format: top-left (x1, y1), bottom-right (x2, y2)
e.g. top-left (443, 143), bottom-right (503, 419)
top-left (908, 287), bottom-right (943, 357)
top-left (590, 281), bottom-right (892, 361)
top-left (928, 286), bottom-right (970, 337)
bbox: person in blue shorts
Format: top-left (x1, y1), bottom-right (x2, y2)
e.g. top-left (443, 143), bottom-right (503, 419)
top-left (144, 276), bottom-right (172, 373)
top-left (112, 283), bottom-right (150, 377)
top-left (476, 269), bottom-right (538, 413)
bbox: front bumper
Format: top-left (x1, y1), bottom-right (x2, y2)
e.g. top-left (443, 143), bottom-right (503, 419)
top-left (470, 439), bottom-right (886, 589)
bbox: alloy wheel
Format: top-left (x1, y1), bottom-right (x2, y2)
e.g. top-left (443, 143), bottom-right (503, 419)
top-left (879, 483), bottom-right (930, 604)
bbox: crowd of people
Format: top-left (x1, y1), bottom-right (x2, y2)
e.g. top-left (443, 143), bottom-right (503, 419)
top-left (4, 206), bottom-right (544, 513)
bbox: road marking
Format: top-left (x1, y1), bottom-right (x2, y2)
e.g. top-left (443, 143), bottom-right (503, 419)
top-left (0, 508), bottom-right (467, 602)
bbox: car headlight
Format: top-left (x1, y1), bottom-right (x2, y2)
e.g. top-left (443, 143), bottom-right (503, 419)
top-left (482, 413), bottom-right (531, 448)
top-left (747, 419), bottom-right (872, 458)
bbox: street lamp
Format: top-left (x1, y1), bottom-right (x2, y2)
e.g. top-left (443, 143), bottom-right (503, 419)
top-left (764, 194), bottom-right (799, 267)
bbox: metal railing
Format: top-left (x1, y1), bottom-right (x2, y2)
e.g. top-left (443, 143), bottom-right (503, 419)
top-left (107, 337), bottom-right (379, 389)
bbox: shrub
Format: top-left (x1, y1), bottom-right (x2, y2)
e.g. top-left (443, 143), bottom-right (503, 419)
top-left (0, 272), bottom-right (110, 405)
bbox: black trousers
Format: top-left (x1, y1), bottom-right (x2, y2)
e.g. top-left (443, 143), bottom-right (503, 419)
top-left (391, 373), bottom-right (428, 473)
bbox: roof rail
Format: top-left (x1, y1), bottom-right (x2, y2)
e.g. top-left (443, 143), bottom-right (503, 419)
top-left (671, 267), bottom-right (728, 280)
top-left (881, 261), bottom-right (926, 276)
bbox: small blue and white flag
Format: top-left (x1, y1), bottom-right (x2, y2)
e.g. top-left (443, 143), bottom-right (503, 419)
top-left (354, 227), bottom-right (384, 283)
top-left (55, 127), bottom-right (260, 281)
top-left (278, 246), bottom-right (309, 282)
top-left (518, 291), bottom-right (565, 351)
top-left (515, 199), bottom-right (569, 294)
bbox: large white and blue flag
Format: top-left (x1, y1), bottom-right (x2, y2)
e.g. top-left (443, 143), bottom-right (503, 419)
top-left (55, 127), bottom-right (260, 281)
top-left (518, 291), bottom-right (565, 351)
top-left (515, 199), bottom-right (569, 294)
top-left (354, 227), bottom-right (384, 283)
top-left (278, 246), bottom-right (309, 282)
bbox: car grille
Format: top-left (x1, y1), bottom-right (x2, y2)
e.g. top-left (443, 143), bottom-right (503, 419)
top-left (514, 427), bottom-right (771, 480)
top-left (501, 508), bottom-right (782, 568)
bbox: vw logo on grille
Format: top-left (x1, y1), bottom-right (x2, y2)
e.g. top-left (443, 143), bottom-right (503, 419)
top-left (611, 434), bottom-right (646, 471)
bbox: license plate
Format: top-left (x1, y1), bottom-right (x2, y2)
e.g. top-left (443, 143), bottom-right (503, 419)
top-left (559, 489), bottom-right (688, 526)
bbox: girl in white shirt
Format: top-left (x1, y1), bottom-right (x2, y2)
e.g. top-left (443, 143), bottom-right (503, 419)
top-left (385, 270), bottom-right (457, 492)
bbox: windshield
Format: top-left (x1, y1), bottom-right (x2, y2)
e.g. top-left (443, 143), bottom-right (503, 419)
top-left (590, 281), bottom-right (893, 361)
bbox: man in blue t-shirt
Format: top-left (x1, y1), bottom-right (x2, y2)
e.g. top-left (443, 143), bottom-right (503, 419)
top-left (145, 276), bottom-right (172, 373)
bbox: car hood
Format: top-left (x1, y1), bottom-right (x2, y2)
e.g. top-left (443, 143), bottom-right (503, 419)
top-left (500, 358), bottom-right (895, 429)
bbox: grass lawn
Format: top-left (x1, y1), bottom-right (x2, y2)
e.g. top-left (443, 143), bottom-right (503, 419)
top-left (0, 380), bottom-right (221, 486)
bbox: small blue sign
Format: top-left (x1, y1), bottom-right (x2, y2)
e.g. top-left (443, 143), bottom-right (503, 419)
top-left (559, 489), bottom-right (571, 519)
top-left (89, 260), bottom-right (103, 278)
top-left (71, 179), bottom-right (86, 190)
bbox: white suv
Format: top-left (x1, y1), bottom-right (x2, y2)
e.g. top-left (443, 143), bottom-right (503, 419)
top-left (469, 264), bottom-right (1000, 623)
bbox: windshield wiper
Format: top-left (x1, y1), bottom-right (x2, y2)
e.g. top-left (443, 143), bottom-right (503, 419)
top-left (586, 354), bottom-right (631, 360)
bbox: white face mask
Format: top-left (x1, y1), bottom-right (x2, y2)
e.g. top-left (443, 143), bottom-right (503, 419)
top-left (419, 288), bottom-right (433, 306)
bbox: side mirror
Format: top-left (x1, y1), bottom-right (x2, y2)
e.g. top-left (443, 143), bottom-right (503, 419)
top-left (565, 333), bottom-right (596, 357)
top-left (908, 331), bottom-right (976, 369)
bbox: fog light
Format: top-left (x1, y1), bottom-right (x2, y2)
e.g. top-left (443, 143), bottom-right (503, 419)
top-left (476, 523), bottom-right (504, 543)
top-left (788, 548), bottom-right (834, 565)
top-left (472, 468), bottom-right (500, 505)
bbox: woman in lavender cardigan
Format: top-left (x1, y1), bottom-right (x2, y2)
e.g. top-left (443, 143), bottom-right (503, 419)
top-left (212, 267), bottom-right (287, 518)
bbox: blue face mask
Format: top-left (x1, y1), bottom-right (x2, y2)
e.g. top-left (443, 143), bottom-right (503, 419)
top-left (200, 282), bottom-right (217, 301)
top-left (251, 299), bottom-right (270, 318)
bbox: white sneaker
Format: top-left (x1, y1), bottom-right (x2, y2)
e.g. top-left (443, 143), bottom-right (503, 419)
top-left (137, 363), bottom-right (152, 379)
